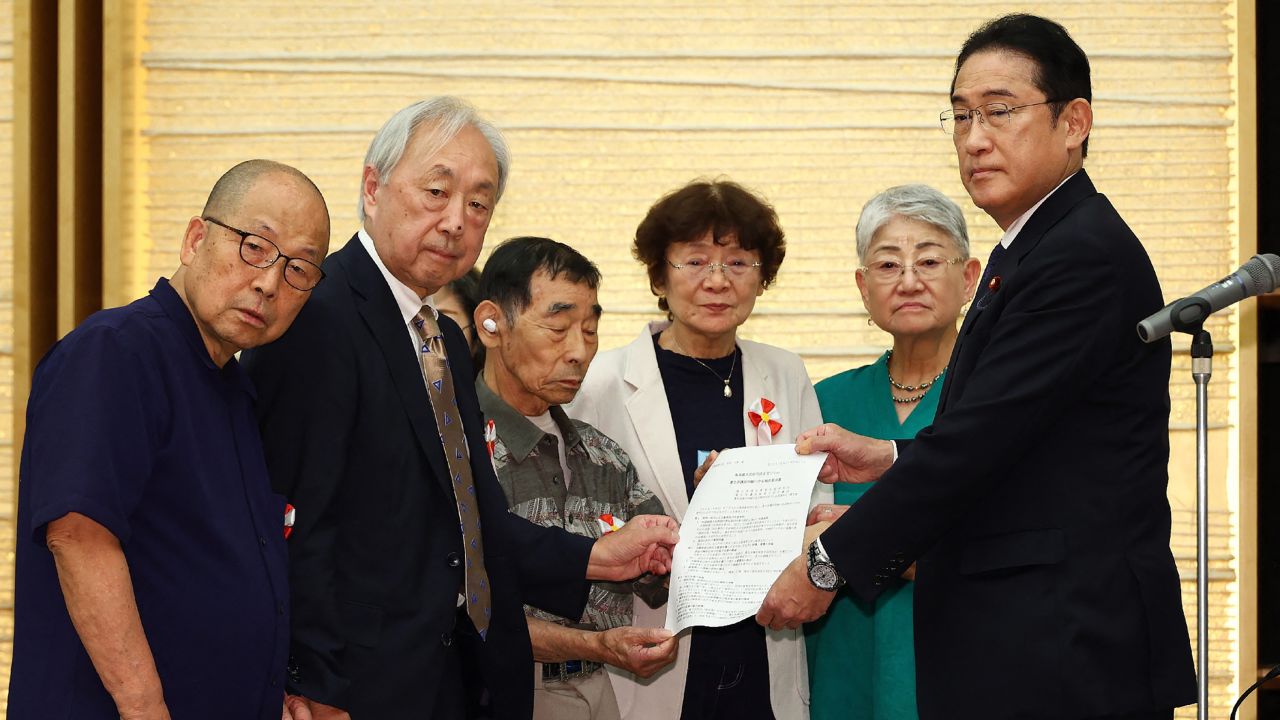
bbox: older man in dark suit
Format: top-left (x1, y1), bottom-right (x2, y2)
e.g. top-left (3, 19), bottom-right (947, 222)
top-left (243, 97), bottom-right (678, 720)
top-left (759, 15), bottom-right (1196, 720)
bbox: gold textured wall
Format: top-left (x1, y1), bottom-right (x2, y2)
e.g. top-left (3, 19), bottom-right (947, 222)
top-left (1, 0), bottom-right (1259, 716)
top-left (0, 0), bottom-right (14, 704)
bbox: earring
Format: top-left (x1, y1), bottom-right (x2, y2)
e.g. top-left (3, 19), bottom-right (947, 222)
top-left (866, 317), bottom-right (875, 327)
top-left (482, 318), bottom-right (498, 333)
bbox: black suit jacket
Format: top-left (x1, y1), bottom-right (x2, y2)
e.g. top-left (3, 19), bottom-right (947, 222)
top-left (243, 236), bottom-right (593, 718)
top-left (823, 171), bottom-right (1196, 719)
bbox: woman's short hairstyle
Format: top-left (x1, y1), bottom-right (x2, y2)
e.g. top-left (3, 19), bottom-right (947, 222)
top-left (358, 96), bottom-right (510, 221)
top-left (854, 184), bottom-right (970, 264)
top-left (633, 179), bottom-right (786, 313)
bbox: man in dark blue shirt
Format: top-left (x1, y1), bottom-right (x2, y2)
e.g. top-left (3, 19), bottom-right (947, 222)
top-left (9, 159), bottom-right (331, 720)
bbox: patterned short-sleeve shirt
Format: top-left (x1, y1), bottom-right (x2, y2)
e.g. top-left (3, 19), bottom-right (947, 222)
top-left (476, 378), bottom-right (664, 630)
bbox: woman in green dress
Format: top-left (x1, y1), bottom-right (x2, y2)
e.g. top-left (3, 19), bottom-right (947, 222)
top-left (804, 185), bottom-right (980, 720)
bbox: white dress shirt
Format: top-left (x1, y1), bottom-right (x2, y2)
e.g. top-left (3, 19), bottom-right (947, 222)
top-left (998, 171), bottom-right (1078, 249)
top-left (356, 227), bottom-right (437, 358)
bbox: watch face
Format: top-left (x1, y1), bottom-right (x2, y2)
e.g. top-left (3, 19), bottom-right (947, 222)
top-left (809, 562), bottom-right (840, 591)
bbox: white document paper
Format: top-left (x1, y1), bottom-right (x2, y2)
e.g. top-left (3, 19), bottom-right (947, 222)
top-left (665, 443), bottom-right (827, 634)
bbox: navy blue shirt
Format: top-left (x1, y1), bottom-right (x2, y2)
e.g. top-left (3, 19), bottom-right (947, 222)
top-left (653, 335), bottom-right (767, 666)
top-left (9, 279), bottom-right (291, 719)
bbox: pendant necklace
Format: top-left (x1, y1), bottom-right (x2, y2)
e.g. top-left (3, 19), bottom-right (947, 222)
top-left (666, 331), bottom-right (737, 398)
top-left (689, 352), bottom-right (737, 398)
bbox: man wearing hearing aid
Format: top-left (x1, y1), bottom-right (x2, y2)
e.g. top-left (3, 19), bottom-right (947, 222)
top-left (473, 236), bottom-right (678, 720)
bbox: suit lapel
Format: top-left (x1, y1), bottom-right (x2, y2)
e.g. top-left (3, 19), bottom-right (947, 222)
top-left (739, 344), bottom-right (766, 446)
top-left (622, 326), bottom-right (690, 521)
top-left (939, 171), bottom-right (1099, 415)
top-left (338, 238), bottom-right (454, 496)
top-left (1009, 170), bottom-right (1097, 264)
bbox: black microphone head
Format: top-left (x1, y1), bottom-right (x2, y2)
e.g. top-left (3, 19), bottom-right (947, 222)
top-left (1239, 253), bottom-right (1280, 296)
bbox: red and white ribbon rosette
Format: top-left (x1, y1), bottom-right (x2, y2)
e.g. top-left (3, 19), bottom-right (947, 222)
top-left (747, 397), bottom-right (783, 446)
top-left (597, 513), bottom-right (626, 534)
top-left (484, 419), bottom-right (497, 457)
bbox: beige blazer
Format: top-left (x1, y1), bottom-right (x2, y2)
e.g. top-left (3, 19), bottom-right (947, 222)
top-left (568, 321), bottom-right (831, 720)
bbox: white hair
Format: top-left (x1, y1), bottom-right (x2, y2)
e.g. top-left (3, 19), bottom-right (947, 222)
top-left (854, 184), bottom-right (970, 263)
top-left (357, 96), bottom-right (511, 221)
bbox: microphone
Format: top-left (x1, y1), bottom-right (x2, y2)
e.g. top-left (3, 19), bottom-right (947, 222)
top-left (1137, 253), bottom-right (1280, 342)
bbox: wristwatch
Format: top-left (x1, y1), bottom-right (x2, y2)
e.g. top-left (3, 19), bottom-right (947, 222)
top-left (806, 539), bottom-right (845, 591)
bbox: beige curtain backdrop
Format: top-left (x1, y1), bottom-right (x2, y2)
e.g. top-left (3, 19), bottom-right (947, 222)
top-left (0, 0), bottom-right (11, 704)
top-left (0, 1), bottom-right (1263, 717)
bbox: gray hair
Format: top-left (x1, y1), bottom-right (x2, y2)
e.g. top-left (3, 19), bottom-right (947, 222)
top-left (854, 184), bottom-right (970, 263)
top-left (357, 96), bottom-right (511, 222)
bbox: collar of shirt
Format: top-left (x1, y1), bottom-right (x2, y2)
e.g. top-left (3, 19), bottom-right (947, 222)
top-left (998, 171), bottom-right (1078, 249)
top-left (475, 375), bottom-right (583, 461)
top-left (150, 277), bottom-right (255, 396)
top-left (357, 227), bottom-right (437, 325)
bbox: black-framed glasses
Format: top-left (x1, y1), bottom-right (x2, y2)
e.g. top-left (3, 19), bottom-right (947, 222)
top-left (939, 100), bottom-right (1059, 136)
top-left (666, 258), bottom-right (762, 278)
top-left (202, 216), bottom-right (326, 291)
top-left (858, 256), bottom-right (964, 284)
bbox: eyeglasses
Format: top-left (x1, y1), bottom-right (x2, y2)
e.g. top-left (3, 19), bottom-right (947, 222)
top-left (858, 256), bottom-right (964, 283)
top-left (939, 100), bottom-right (1058, 136)
top-left (667, 258), bottom-right (762, 278)
top-left (203, 217), bottom-right (326, 291)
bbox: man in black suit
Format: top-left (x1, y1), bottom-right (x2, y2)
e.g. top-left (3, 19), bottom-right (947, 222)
top-left (243, 97), bottom-right (678, 720)
top-left (759, 15), bottom-right (1196, 720)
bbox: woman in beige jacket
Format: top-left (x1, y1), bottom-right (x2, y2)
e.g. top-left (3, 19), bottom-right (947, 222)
top-left (570, 179), bottom-right (830, 720)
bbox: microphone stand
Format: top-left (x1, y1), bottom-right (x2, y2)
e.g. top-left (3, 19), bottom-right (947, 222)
top-left (1169, 296), bottom-right (1213, 720)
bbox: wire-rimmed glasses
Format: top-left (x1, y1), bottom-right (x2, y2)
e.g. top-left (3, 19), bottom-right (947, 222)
top-left (939, 100), bottom-right (1059, 136)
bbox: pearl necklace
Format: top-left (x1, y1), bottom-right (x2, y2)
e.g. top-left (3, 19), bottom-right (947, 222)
top-left (886, 349), bottom-right (946, 404)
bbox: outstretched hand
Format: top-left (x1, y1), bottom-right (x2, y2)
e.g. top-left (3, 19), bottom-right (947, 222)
top-left (795, 423), bottom-right (895, 484)
top-left (587, 515), bottom-right (680, 582)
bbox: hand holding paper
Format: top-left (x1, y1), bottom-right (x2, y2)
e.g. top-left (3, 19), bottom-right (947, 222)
top-left (664, 444), bottom-right (826, 634)
top-left (795, 423), bottom-right (896, 484)
top-left (756, 555), bottom-right (837, 631)
top-left (595, 626), bottom-right (679, 678)
top-left (588, 514), bottom-right (680, 582)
